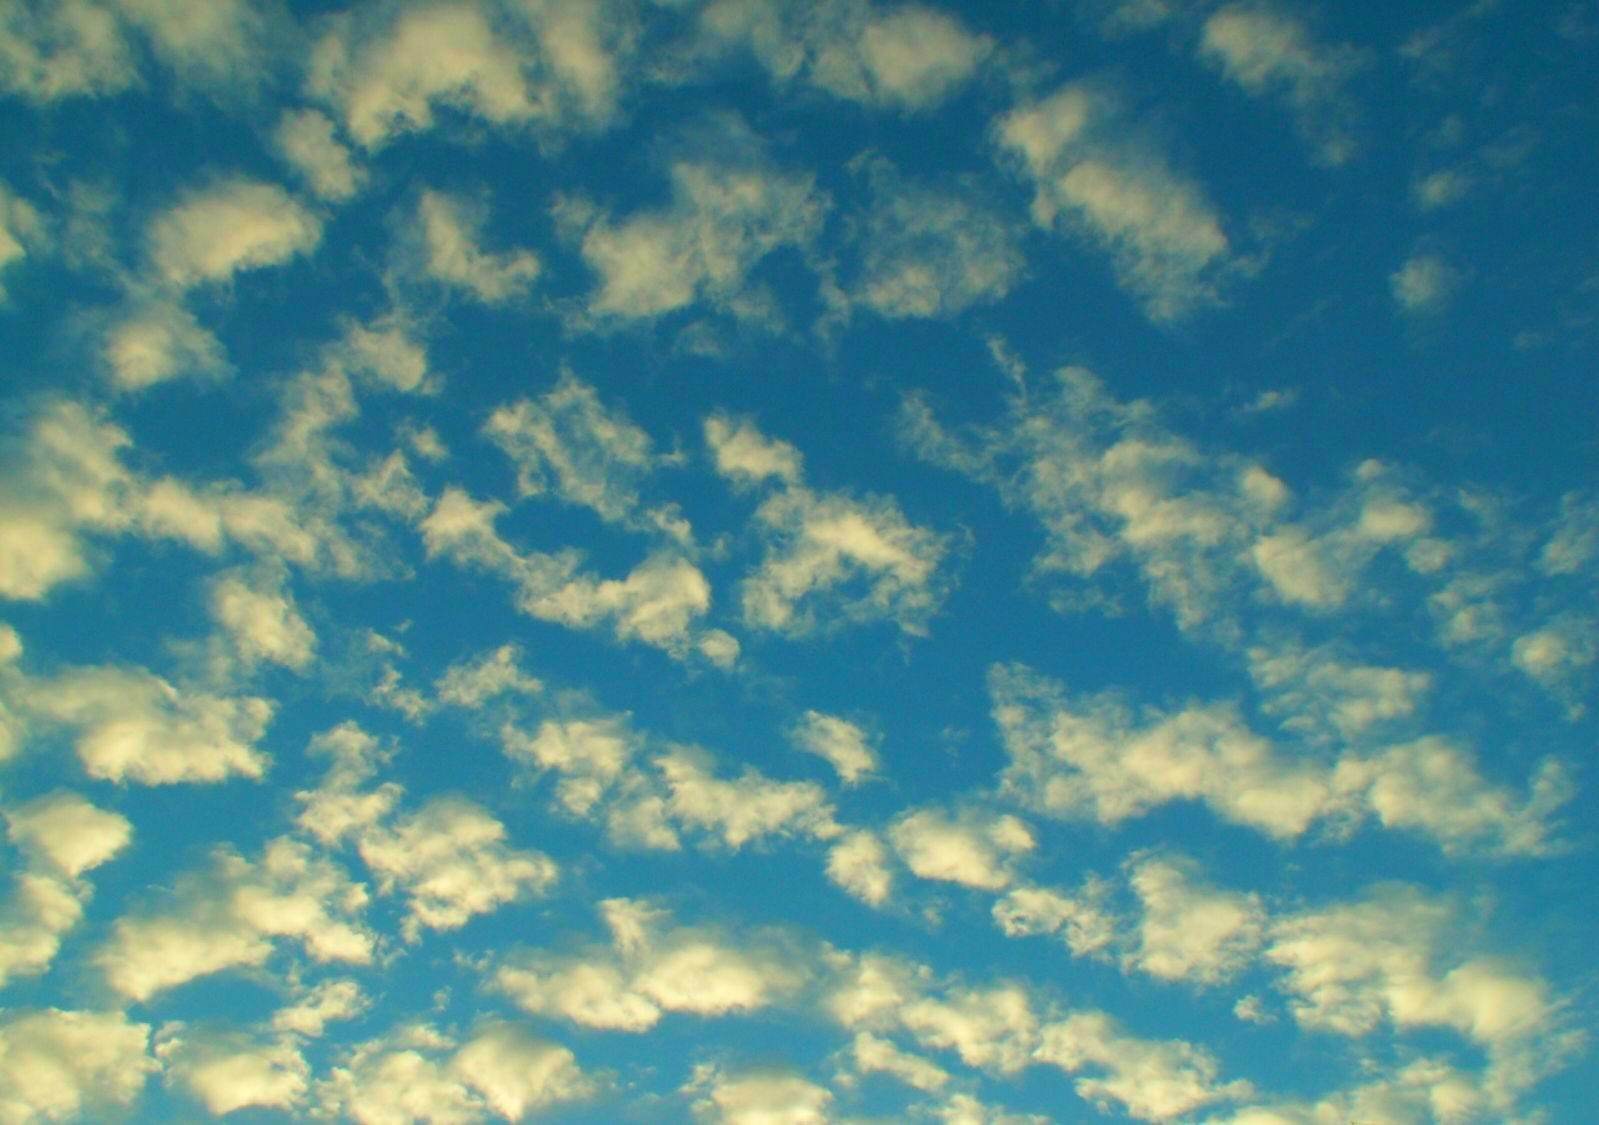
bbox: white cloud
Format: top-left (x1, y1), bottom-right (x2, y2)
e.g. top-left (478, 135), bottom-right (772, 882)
top-left (0, 1), bottom-right (138, 102)
top-left (484, 374), bottom-right (667, 529)
top-left (1265, 884), bottom-right (1577, 1101)
top-left (705, 414), bottom-right (804, 488)
top-left (701, 0), bottom-right (990, 111)
top-left (114, 0), bottom-right (265, 91)
top-left (274, 108), bottom-right (363, 202)
top-left (315, 1021), bottom-right (592, 1124)
top-left (1036, 1010), bottom-right (1254, 1121)
top-left (146, 177), bottom-right (322, 290)
top-left (566, 120), bottom-right (826, 320)
top-left (0, 1009), bottom-right (154, 1122)
top-left (991, 663), bottom-right (1570, 854)
top-left (95, 837), bottom-right (374, 1001)
top-left (156, 1028), bottom-right (310, 1115)
top-left (497, 899), bottom-right (808, 1032)
top-left (356, 796), bottom-right (558, 939)
top-left (1248, 642), bottom-right (1432, 740)
top-left (0, 793), bottom-right (131, 988)
top-left (900, 984), bottom-right (1039, 1073)
top-left (847, 1031), bottom-right (949, 1091)
top-left (102, 299), bottom-right (229, 391)
top-left (842, 157), bottom-right (1023, 320)
top-left (654, 745), bottom-right (842, 849)
top-left (685, 1063), bottom-right (832, 1125)
top-left (405, 188), bottom-right (540, 303)
top-left (0, 182), bottom-right (44, 299)
top-left (1124, 853), bottom-right (1265, 984)
top-left (791, 709), bottom-right (878, 784)
top-left (1199, 3), bottom-right (1364, 165)
top-left (991, 879), bottom-right (1117, 958)
top-left (1390, 252), bottom-right (1461, 313)
top-left (308, 0), bottom-right (632, 148)
top-left (889, 807), bottom-right (1034, 891)
top-left (1414, 167), bottom-right (1472, 210)
top-left (997, 85), bottom-right (1234, 321)
top-left (208, 565), bottom-right (317, 671)
top-left (435, 644), bottom-right (543, 708)
top-left (5, 790), bottom-right (131, 878)
top-left (272, 979), bottom-right (369, 1039)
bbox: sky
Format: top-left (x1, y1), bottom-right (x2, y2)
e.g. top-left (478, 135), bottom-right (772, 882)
top-left (0, 0), bottom-right (1596, 1122)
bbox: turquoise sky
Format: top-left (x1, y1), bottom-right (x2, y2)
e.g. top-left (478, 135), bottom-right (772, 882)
top-left (1, 1), bottom-right (1596, 1122)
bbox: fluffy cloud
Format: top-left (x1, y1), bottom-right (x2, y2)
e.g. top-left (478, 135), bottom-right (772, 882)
top-left (307, 0), bottom-right (631, 148)
top-left (95, 837), bottom-right (374, 1001)
top-left (208, 565), bottom-right (317, 671)
top-left (146, 177), bottom-right (322, 290)
top-left (0, 792), bottom-right (131, 987)
top-left (156, 1028), bottom-right (310, 1115)
top-left (1198, 3), bottom-right (1364, 165)
top-left (564, 119), bottom-right (826, 321)
top-left (0, 182), bottom-right (44, 299)
top-left (1247, 642), bottom-right (1432, 741)
top-left (685, 1064), bottom-right (833, 1124)
top-left (0, 1009), bottom-right (154, 1122)
top-left (484, 374), bottom-right (684, 537)
top-left (102, 300), bottom-right (230, 390)
top-left (888, 806), bottom-right (1034, 891)
top-left (356, 796), bottom-right (559, 939)
top-left (496, 899), bottom-right (809, 1032)
top-left (435, 644), bottom-right (543, 709)
top-left (1265, 884), bottom-right (1577, 1102)
top-left (1123, 853), bottom-right (1265, 984)
top-left (997, 85), bottom-right (1235, 320)
top-left (0, 1), bottom-right (138, 102)
top-left (840, 157), bottom-right (1024, 320)
top-left (315, 1021), bottom-right (592, 1123)
top-left (1036, 1010), bottom-right (1254, 1121)
top-left (791, 709), bottom-right (878, 784)
top-left (846, 1031), bottom-right (949, 1092)
top-left (700, 0), bottom-right (991, 111)
top-left (654, 745), bottom-right (842, 849)
top-left (714, 416), bottom-right (952, 636)
top-left (991, 663), bottom-right (1569, 854)
top-left (403, 189), bottom-right (540, 303)
top-left (274, 108), bottom-right (363, 202)
top-left (1390, 251), bottom-right (1461, 313)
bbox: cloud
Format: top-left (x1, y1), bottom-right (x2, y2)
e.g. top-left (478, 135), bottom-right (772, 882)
top-left (102, 300), bottom-right (230, 391)
top-left (95, 837), bottom-right (374, 1001)
top-left (1123, 853), bottom-right (1265, 984)
top-left (1198, 3), bottom-right (1364, 165)
top-left (274, 108), bottom-right (363, 201)
top-left (1390, 251), bottom-right (1461, 313)
top-left (1247, 642), bottom-right (1432, 741)
top-left (990, 663), bottom-right (1569, 854)
top-left (791, 709), bottom-right (878, 784)
top-left (156, 1028), bottom-right (310, 1115)
top-left (0, 0), bottom-right (138, 102)
top-left (997, 84), bottom-right (1235, 321)
top-left (307, 0), bottom-right (632, 148)
top-left (272, 979), bottom-right (369, 1039)
top-left (888, 806), bottom-right (1034, 892)
top-left (564, 117), bottom-right (826, 321)
top-left (484, 373), bottom-right (679, 535)
top-left (1036, 1010), bottom-right (1254, 1121)
top-left (207, 564), bottom-right (317, 671)
top-left (0, 1009), bottom-right (154, 1122)
top-left (700, 0), bottom-right (991, 111)
top-left (435, 644), bottom-right (543, 708)
top-left (146, 177), bottom-right (322, 290)
top-left (1265, 884), bottom-right (1579, 1102)
top-left (496, 899), bottom-right (809, 1032)
top-left (355, 796), bottom-right (559, 940)
top-left (705, 414), bottom-right (803, 488)
top-left (0, 792), bottom-right (131, 987)
top-left (720, 419), bottom-right (953, 636)
top-left (402, 188), bottom-right (540, 303)
top-left (900, 984), bottom-right (1039, 1073)
top-left (314, 1021), bottom-right (592, 1123)
top-left (839, 157), bottom-right (1024, 320)
top-left (654, 745), bottom-right (842, 849)
top-left (685, 1063), bottom-right (832, 1125)
top-left (846, 1031), bottom-right (949, 1092)
top-left (0, 182), bottom-right (44, 299)
top-left (991, 879), bottom-right (1117, 958)
top-left (114, 0), bottom-right (268, 91)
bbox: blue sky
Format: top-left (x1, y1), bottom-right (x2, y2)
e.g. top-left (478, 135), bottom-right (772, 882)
top-left (0, 0), bottom-right (1596, 1121)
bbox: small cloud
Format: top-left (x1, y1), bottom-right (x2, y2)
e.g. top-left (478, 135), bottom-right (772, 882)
top-left (1390, 252), bottom-right (1462, 313)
